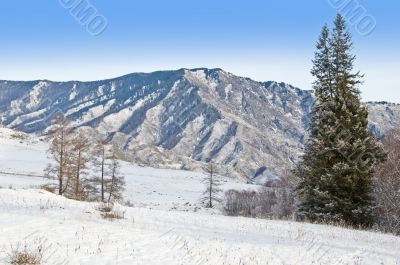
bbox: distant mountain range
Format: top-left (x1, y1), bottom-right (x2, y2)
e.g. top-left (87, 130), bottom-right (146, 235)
top-left (1, 68), bottom-right (399, 182)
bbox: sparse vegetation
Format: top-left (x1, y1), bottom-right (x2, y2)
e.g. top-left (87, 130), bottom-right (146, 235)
top-left (7, 243), bottom-right (43, 265)
top-left (101, 211), bottom-right (124, 220)
top-left (97, 203), bottom-right (125, 220)
top-left (224, 175), bottom-right (297, 219)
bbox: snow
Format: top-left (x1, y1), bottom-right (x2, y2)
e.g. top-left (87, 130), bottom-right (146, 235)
top-left (97, 95), bottom-right (156, 133)
top-left (98, 106), bottom-right (134, 133)
top-left (0, 189), bottom-right (399, 265)
top-left (1, 127), bottom-right (400, 264)
top-left (172, 115), bottom-right (205, 156)
top-left (110, 82), bottom-right (116, 93)
top-left (8, 81), bottom-right (48, 116)
top-left (97, 85), bottom-right (106, 96)
top-left (0, 127), bottom-right (252, 211)
top-left (26, 81), bottom-right (47, 110)
top-left (225, 84), bottom-right (233, 100)
top-left (120, 164), bottom-right (252, 211)
top-left (69, 84), bottom-right (77, 100)
top-left (9, 98), bottom-right (23, 115)
top-left (0, 128), bottom-right (48, 177)
top-left (184, 69), bottom-right (218, 92)
top-left (80, 100), bottom-right (115, 123)
top-left (8, 108), bottom-right (47, 128)
top-left (69, 100), bottom-right (115, 127)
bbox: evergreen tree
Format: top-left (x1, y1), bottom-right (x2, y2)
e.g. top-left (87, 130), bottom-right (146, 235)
top-left (296, 14), bottom-right (385, 226)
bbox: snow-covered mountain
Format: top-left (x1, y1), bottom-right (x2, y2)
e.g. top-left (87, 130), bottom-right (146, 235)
top-left (1, 68), bottom-right (399, 181)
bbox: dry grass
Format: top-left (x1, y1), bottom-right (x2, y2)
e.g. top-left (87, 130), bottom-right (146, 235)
top-left (101, 211), bottom-right (124, 220)
top-left (97, 203), bottom-right (125, 221)
top-left (97, 203), bottom-right (113, 213)
top-left (39, 184), bottom-right (56, 194)
top-left (7, 244), bottom-right (43, 265)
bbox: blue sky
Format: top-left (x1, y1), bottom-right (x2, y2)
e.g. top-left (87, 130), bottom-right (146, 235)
top-left (0, 0), bottom-right (399, 102)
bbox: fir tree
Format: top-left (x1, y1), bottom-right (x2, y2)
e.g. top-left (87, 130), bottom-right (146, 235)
top-left (296, 14), bottom-right (385, 226)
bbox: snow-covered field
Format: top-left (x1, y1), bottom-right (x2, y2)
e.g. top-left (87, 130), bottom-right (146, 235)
top-left (0, 127), bottom-right (253, 211)
top-left (0, 127), bottom-right (400, 264)
top-left (1, 189), bottom-right (399, 265)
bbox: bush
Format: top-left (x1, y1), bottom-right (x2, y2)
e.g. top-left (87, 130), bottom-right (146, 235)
top-left (97, 203), bottom-right (125, 221)
top-left (224, 189), bottom-right (260, 217)
top-left (101, 211), bottom-right (124, 220)
top-left (373, 129), bottom-right (400, 235)
top-left (224, 175), bottom-right (297, 219)
top-left (7, 243), bottom-right (43, 265)
top-left (39, 184), bottom-right (56, 194)
top-left (97, 203), bottom-right (113, 213)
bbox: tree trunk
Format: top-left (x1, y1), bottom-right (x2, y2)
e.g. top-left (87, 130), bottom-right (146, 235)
top-left (75, 149), bottom-right (81, 198)
top-left (59, 131), bottom-right (64, 195)
top-left (101, 149), bottom-right (105, 202)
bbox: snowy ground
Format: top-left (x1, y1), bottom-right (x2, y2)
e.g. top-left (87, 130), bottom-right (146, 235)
top-left (0, 127), bottom-right (400, 264)
top-left (0, 189), bottom-right (399, 265)
top-left (0, 127), bottom-right (253, 212)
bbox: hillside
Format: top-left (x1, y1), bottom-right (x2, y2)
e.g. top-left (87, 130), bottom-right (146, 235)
top-left (1, 188), bottom-right (399, 265)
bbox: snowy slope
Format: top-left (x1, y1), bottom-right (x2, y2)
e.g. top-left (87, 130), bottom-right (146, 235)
top-left (0, 189), bottom-right (399, 265)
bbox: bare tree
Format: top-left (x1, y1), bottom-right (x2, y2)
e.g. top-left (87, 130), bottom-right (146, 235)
top-left (68, 132), bottom-right (95, 200)
top-left (224, 170), bottom-right (298, 219)
top-left (373, 129), bottom-right (400, 235)
top-left (201, 161), bottom-right (222, 208)
top-left (105, 149), bottom-right (126, 203)
top-left (93, 138), bottom-right (109, 202)
top-left (45, 115), bottom-right (74, 195)
top-left (267, 170), bottom-right (298, 219)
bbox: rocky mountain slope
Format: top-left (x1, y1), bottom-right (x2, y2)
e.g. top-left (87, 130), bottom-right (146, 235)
top-left (1, 68), bottom-right (399, 182)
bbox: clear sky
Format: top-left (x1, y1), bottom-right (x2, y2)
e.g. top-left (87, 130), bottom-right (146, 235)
top-left (0, 0), bottom-right (399, 102)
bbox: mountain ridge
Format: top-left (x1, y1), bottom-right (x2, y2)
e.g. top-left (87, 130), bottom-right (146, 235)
top-left (1, 68), bottom-right (399, 182)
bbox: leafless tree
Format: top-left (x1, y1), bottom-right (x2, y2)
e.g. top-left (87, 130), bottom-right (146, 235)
top-left (68, 132), bottom-right (96, 200)
top-left (268, 170), bottom-right (298, 219)
top-left (201, 160), bottom-right (222, 208)
top-left (224, 170), bottom-right (298, 219)
top-left (105, 149), bottom-right (126, 203)
top-left (93, 138), bottom-right (110, 202)
top-left (45, 115), bottom-right (74, 195)
top-left (373, 129), bottom-right (400, 235)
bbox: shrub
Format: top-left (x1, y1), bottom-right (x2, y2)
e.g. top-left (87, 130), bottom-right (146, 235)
top-left (373, 129), bottom-right (400, 235)
top-left (97, 203), bottom-right (113, 213)
top-left (97, 203), bottom-right (125, 221)
top-left (101, 211), bottom-right (124, 220)
top-left (224, 175), bottom-right (297, 219)
top-left (7, 243), bottom-right (43, 265)
top-left (39, 184), bottom-right (56, 194)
